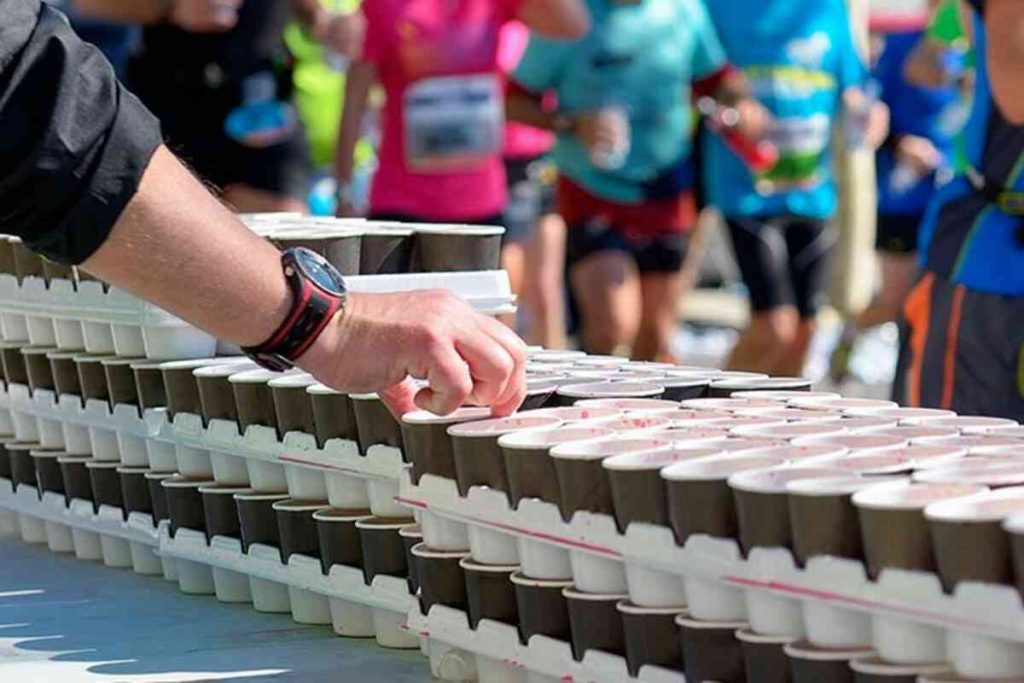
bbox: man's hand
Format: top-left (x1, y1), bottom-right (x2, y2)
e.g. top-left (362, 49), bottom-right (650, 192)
top-left (732, 97), bottom-right (772, 141)
top-left (574, 109), bottom-right (630, 164)
top-left (314, 11), bottom-right (366, 61)
top-left (895, 134), bottom-right (943, 174)
top-left (169, 0), bottom-right (242, 33)
top-left (298, 290), bottom-right (528, 418)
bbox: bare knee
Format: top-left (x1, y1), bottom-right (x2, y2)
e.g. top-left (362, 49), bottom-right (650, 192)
top-left (748, 309), bottom-right (799, 348)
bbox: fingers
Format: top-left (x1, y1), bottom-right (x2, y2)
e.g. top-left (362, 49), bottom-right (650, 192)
top-left (415, 344), bottom-right (474, 415)
top-left (455, 335), bottom-right (515, 407)
top-left (475, 317), bottom-right (528, 415)
top-left (379, 378), bottom-right (419, 419)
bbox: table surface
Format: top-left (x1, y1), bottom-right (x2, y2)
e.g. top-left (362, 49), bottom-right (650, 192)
top-left (0, 539), bottom-right (430, 682)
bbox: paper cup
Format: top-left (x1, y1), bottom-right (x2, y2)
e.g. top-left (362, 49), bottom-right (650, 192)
top-left (359, 224), bottom-right (413, 275)
top-left (350, 393), bottom-right (404, 454)
top-left (784, 640), bottom-right (874, 683)
top-left (194, 360), bottom-right (254, 423)
top-left (118, 466), bottom-right (154, 518)
top-left (450, 414), bottom-right (564, 497)
top-left (356, 516), bottom-right (414, 584)
top-left (413, 224), bottom-right (503, 272)
top-left (677, 615), bottom-right (749, 683)
top-left (461, 557), bottom-right (519, 629)
top-left (48, 351), bottom-right (81, 397)
top-left (144, 470), bottom-right (175, 522)
top-left (230, 369), bottom-right (279, 433)
top-left (269, 374), bottom-right (318, 437)
top-left (30, 448), bottom-right (65, 496)
top-left (130, 361), bottom-right (168, 411)
top-left (709, 376), bottom-right (812, 398)
top-left (273, 498), bottom-right (328, 563)
top-left (200, 485), bottom-right (251, 541)
top-left (849, 656), bottom-right (952, 683)
top-left (617, 602), bottom-right (687, 676)
top-left (306, 383), bottom-right (361, 448)
top-left (510, 572), bottom-right (573, 645)
top-left (0, 343), bottom-right (29, 385)
top-left (555, 381), bottom-right (664, 407)
top-left (412, 544), bottom-right (470, 612)
top-left (102, 356), bottom-right (145, 407)
top-left (400, 407), bottom-right (491, 485)
top-left (22, 346), bottom-right (57, 393)
top-left (313, 507), bottom-right (372, 576)
top-left (161, 358), bottom-right (227, 418)
top-left (162, 476), bottom-right (215, 536)
top-left (564, 587), bottom-right (627, 661)
top-left (236, 491), bottom-right (290, 551)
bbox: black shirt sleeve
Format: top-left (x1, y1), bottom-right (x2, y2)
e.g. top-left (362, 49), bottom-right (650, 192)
top-left (0, 0), bottom-right (162, 265)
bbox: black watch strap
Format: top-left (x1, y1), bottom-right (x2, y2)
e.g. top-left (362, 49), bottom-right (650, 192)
top-left (243, 248), bottom-right (347, 372)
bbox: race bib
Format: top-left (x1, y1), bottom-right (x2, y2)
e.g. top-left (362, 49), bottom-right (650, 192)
top-left (403, 74), bottom-right (503, 172)
top-left (756, 114), bottom-right (831, 193)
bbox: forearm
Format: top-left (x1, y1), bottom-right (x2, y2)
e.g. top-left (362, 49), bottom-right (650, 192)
top-left (334, 62), bottom-right (375, 183)
top-left (72, 0), bottom-right (167, 24)
top-left (290, 0), bottom-right (326, 33)
top-left (518, 0), bottom-right (589, 39)
top-left (506, 88), bottom-right (563, 132)
top-left (82, 146), bottom-right (290, 348)
top-left (985, 0), bottom-right (1024, 123)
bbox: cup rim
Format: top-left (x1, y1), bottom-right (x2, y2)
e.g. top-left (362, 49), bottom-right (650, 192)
top-left (852, 480), bottom-right (988, 511)
top-left (661, 455), bottom-right (780, 482)
top-left (734, 628), bottom-right (800, 645)
top-left (271, 498), bottom-right (330, 512)
top-left (709, 376), bottom-right (812, 391)
top-left (397, 523), bottom-right (423, 538)
top-left (28, 448), bottom-right (66, 458)
top-left (99, 356), bottom-right (147, 367)
top-left (848, 656), bottom-right (953, 676)
top-left (518, 407), bottom-right (623, 423)
top-left (160, 357), bottom-right (238, 371)
top-left (733, 423), bottom-right (849, 440)
top-left (46, 350), bottom-right (84, 361)
top-left (789, 397), bottom-right (899, 412)
top-left (348, 392), bottom-right (381, 401)
top-left (20, 345), bottom-right (62, 357)
top-left (234, 491), bottom-right (293, 501)
top-left (160, 475), bottom-right (217, 487)
top-left (447, 414), bottom-right (564, 438)
top-left (115, 466), bottom-right (153, 475)
top-left (731, 390), bottom-right (840, 402)
top-left (354, 516), bottom-right (417, 530)
top-left (313, 508), bottom-right (374, 522)
top-left (550, 436), bottom-right (674, 461)
top-left (674, 614), bottom-right (748, 629)
top-left (267, 374), bottom-right (318, 389)
top-left (602, 447), bottom-right (725, 471)
top-left (573, 398), bottom-right (682, 412)
top-left (782, 640), bottom-right (875, 660)
top-left (142, 469), bottom-right (177, 480)
top-left (913, 460), bottom-right (1024, 486)
top-left (727, 466), bottom-right (849, 494)
top-left (85, 460), bottom-right (127, 471)
top-left (306, 382), bottom-right (342, 396)
top-left (680, 397), bottom-right (781, 412)
top-left (192, 361), bottom-right (258, 378)
top-left (414, 224), bottom-right (506, 236)
top-left (738, 445), bottom-right (848, 462)
top-left (410, 542), bottom-right (472, 560)
top-left (57, 455), bottom-right (94, 464)
top-left (615, 600), bottom-right (688, 616)
top-left (786, 474), bottom-right (906, 496)
top-left (924, 487), bottom-right (1024, 522)
top-left (498, 425), bottom-right (617, 451)
top-left (561, 587), bottom-right (629, 601)
top-left (509, 571), bottom-right (574, 588)
top-left (5, 442), bottom-right (44, 452)
top-left (228, 369), bottom-right (280, 384)
top-left (401, 406), bottom-right (492, 426)
top-left (458, 556), bottom-right (518, 572)
top-left (556, 381), bottom-right (663, 399)
top-left (199, 485), bottom-right (256, 495)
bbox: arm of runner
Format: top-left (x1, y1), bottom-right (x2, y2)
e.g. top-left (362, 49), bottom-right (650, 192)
top-left (290, 0), bottom-right (365, 59)
top-left (517, 0), bottom-right (589, 39)
top-left (333, 61), bottom-right (377, 217)
top-left (983, 0), bottom-right (1024, 123)
top-left (74, 0), bottom-right (242, 32)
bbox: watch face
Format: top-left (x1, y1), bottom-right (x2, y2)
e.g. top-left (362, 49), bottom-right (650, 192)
top-left (292, 248), bottom-right (347, 295)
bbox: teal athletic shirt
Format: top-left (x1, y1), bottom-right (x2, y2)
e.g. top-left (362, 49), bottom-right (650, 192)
top-left (701, 0), bottom-right (866, 220)
top-left (512, 0), bottom-right (726, 205)
top-left (918, 7), bottom-right (1024, 296)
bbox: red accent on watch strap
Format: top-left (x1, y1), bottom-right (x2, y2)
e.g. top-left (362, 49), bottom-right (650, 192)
top-left (287, 296), bottom-right (342, 362)
top-left (252, 280), bottom-right (315, 352)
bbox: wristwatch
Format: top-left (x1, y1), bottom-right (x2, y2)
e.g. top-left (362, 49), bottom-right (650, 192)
top-left (242, 247), bottom-right (348, 372)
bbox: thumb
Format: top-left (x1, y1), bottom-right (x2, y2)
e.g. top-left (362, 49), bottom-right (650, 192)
top-left (378, 378), bottom-right (419, 419)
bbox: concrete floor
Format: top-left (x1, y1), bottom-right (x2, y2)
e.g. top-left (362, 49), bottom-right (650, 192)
top-left (0, 539), bottom-right (430, 682)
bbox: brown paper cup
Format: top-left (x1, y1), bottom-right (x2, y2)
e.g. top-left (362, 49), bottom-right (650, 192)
top-left (308, 384), bottom-right (360, 447)
top-left (564, 587), bottom-right (628, 661)
top-left (450, 414), bottom-right (564, 497)
top-left (200, 485), bottom-right (251, 542)
top-left (102, 357), bottom-right (146, 407)
top-left (677, 615), bottom-right (749, 683)
top-left (662, 455), bottom-right (779, 545)
top-left (350, 393), bottom-right (404, 454)
top-left (162, 476), bottom-right (215, 537)
top-left (315, 508), bottom-right (373, 576)
top-left (194, 360), bottom-right (254, 423)
top-left (162, 358), bottom-right (229, 418)
top-left (61, 455), bottom-right (95, 508)
top-left (709, 376), bottom-right (812, 398)
top-left (22, 346), bottom-right (57, 393)
top-left (499, 425), bottom-right (616, 509)
top-left (413, 225), bottom-right (503, 272)
top-left (784, 640), bottom-right (874, 683)
top-left (0, 238), bottom-right (17, 276)
top-left (31, 448), bottom-right (65, 495)
top-left (236, 491), bottom-right (290, 552)
top-left (555, 381), bottom-right (664, 407)
top-left (604, 447), bottom-right (724, 533)
top-left (511, 572), bottom-right (573, 645)
top-left (618, 602), bottom-right (687, 676)
top-left (269, 374), bottom-right (317, 436)
top-left (230, 369), bottom-right (280, 434)
top-left (359, 225), bottom-right (414, 275)
top-left (736, 628), bottom-right (795, 683)
top-left (118, 466), bottom-right (153, 517)
top-left (7, 442), bottom-right (40, 489)
top-left (11, 240), bottom-right (44, 280)
top-left (552, 437), bottom-right (675, 523)
top-left (270, 229), bottom-right (363, 275)
top-left (0, 343), bottom-right (28, 386)
top-left (356, 516), bottom-right (414, 584)
top-left (131, 361), bottom-right (168, 410)
top-left (925, 489), bottom-right (1024, 592)
top-left (400, 407), bottom-right (492, 485)
top-left (273, 499), bottom-right (328, 563)
top-left (41, 258), bottom-right (75, 283)
top-left (400, 524), bottom-right (424, 594)
top-left (48, 351), bottom-right (82, 398)
top-left (787, 475), bottom-right (907, 566)
top-left (853, 481), bottom-right (988, 578)
top-left (144, 471), bottom-right (175, 522)
top-left (412, 544), bottom-right (471, 612)
top-left (729, 466), bottom-right (847, 554)
top-left (849, 656), bottom-right (952, 683)
top-left (462, 557), bottom-right (519, 630)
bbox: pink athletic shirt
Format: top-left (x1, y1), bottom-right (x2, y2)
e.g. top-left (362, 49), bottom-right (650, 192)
top-left (361, 0), bottom-right (523, 220)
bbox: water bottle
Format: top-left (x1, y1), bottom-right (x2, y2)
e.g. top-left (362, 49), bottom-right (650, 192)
top-left (587, 105), bottom-right (631, 171)
top-left (843, 80), bottom-right (880, 150)
top-left (697, 97), bottom-right (779, 174)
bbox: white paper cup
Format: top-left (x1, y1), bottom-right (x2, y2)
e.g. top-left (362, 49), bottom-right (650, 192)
top-left (325, 471), bottom-right (370, 509)
top-left (209, 450), bottom-right (250, 486)
top-left (100, 534), bottom-right (133, 568)
top-left (569, 550), bottom-right (627, 593)
top-left (288, 586), bottom-right (331, 625)
top-left (372, 607), bottom-right (420, 649)
top-left (212, 567), bottom-right (252, 604)
top-left (420, 509), bottom-right (470, 551)
top-left (329, 597), bottom-right (375, 637)
top-left (624, 561), bottom-right (686, 608)
top-left (517, 536), bottom-right (572, 580)
top-left (249, 576), bottom-right (292, 613)
top-left (684, 577), bottom-right (747, 621)
top-left (468, 524), bottom-right (519, 565)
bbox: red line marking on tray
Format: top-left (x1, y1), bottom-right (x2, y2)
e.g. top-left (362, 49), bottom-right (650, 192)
top-left (724, 576), bottom-right (987, 629)
top-left (278, 454), bottom-right (358, 474)
top-left (395, 496), bottom-right (620, 558)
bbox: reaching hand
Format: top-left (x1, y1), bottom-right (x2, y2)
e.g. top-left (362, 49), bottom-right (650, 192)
top-left (296, 290), bottom-right (528, 418)
top-left (574, 108), bottom-right (630, 167)
top-left (895, 134), bottom-right (942, 175)
top-left (168, 0), bottom-right (243, 33)
top-left (315, 11), bottom-right (366, 61)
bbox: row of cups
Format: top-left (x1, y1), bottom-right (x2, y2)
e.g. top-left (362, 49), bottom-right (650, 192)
top-left (244, 216), bottom-right (505, 275)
